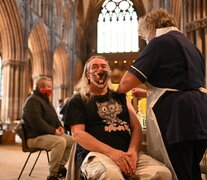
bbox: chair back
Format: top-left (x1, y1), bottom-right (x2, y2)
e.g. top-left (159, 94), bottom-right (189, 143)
top-left (17, 122), bottom-right (50, 180)
top-left (18, 123), bottom-right (31, 152)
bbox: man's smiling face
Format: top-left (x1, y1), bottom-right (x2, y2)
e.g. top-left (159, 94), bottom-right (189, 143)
top-left (87, 57), bottom-right (110, 89)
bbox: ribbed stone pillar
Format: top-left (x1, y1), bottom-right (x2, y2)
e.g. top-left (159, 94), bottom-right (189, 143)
top-left (1, 59), bottom-right (26, 122)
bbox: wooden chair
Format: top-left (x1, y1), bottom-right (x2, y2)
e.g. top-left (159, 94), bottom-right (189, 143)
top-left (17, 123), bottom-right (50, 180)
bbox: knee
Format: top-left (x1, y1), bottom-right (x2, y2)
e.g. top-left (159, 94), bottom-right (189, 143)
top-left (81, 158), bottom-right (124, 180)
top-left (151, 167), bottom-right (172, 180)
top-left (83, 168), bottom-right (124, 180)
top-left (102, 168), bottom-right (124, 180)
top-left (62, 134), bottom-right (74, 148)
top-left (66, 135), bottom-right (74, 148)
top-left (55, 137), bottom-right (67, 149)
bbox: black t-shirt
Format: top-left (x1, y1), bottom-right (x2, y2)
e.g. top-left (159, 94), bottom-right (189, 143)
top-left (65, 89), bottom-right (131, 164)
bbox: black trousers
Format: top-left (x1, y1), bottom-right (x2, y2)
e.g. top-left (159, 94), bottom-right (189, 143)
top-left (166, 140), bottom-right (207, 180)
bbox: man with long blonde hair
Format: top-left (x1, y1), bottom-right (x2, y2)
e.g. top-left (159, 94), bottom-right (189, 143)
top-left (65, 55), bottom-right (171, 179)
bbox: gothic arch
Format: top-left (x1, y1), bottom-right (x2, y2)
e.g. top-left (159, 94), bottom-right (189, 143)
top-left (53, 43), bottom-right (69, 85)
top-left (0, 0), bottom-right (24, 60)
top-left (84, 0), bottom-right (146, 32)
top-left (83, 0), bottom-right (146, 80)
top-left (28, 20), bottom-right (51, 80)
top-left (53, 43), bottom-right (69, 105)
top-left (0, 0), bottom-right (25, 120)
top-left (83, 0), bottom-right (146, 60)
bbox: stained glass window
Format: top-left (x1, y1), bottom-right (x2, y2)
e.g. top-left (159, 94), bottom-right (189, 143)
top-left (97, 0), bottom-right (139, 53)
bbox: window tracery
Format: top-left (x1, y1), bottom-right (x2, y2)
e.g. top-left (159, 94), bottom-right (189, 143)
top-left (97, 0), bottom-right (139, 53)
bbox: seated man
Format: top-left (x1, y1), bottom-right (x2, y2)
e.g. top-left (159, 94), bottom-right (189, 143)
top-left (65, 55), bottom-right (172, 179)
top-left (22, 76), bottom-right (73, 180)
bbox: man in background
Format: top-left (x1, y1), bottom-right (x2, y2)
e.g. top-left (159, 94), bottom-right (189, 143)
top-left (22, 76), bottom-right (73, 180)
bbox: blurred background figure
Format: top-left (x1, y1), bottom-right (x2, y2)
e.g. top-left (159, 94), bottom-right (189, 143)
top-left (60, 97), bottom-right (70, 134)
top-left (56, 99), bottom-right (64, 121)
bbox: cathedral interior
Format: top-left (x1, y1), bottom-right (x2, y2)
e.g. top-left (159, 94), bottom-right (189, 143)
top-left (0, 0), bottom-right (207, 179)
top-left (0, 0), bottom-right (206, 133)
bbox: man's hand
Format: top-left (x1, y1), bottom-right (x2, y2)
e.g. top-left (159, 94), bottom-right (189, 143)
top-left (131, 88), bottom-right (147, 100)
top-left (107, 149), bottom-right (138, 176)
top-left (55, 127), bottom-right (64, 136)
top-left (126, 150), bottom-right (139, 175)
top-left (58, 127), bottom-right (65, 134)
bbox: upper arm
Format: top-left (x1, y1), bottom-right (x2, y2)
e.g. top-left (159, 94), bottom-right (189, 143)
top-left (126, 98), bottom-right (141, 131)
top-left (118, 40), bottom-right (163, 94)
top-left (70, 124), bottom-right (85, 138)
top-left (64, 96), bottom-right (86, 126)
top-left (24, 98), bottom-right (43, 125)
top-left (71, 124), bottom-right (85, 132)
top-left (117, 71), bottom-right (142, 93)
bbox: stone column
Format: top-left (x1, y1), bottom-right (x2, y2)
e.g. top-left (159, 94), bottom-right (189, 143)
top-left (53, 84), bottom-right (68, 108)
top-left (1, 59), bottom-right (26, 122)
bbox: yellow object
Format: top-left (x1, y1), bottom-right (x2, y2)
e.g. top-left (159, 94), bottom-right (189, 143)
top-left (138, 98), bottom-right (146, 115)
top-left (111, 84), bottom-right (146, 113)
top-left (111, 83), bottom-right (119, 91)
top-left (138, 98), bottom-right (146, 129)
top-left (111, 84), bottom-right (133, 101)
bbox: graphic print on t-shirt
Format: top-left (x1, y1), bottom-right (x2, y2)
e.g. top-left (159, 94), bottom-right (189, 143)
top-left (96, 98), bottom-right (130, 132)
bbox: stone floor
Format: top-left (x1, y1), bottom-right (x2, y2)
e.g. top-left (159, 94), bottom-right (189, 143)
top-left (0, 144), bottom-right (50, 180)
top-left (0, 141), bottom-right (207, 180)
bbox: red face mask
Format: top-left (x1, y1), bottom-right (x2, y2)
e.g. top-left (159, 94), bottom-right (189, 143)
top-left (39, 89), bottom-right (52, 98)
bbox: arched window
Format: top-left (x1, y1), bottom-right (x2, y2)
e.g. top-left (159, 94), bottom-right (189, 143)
top-left (97, 0), bottom-right (139, 53)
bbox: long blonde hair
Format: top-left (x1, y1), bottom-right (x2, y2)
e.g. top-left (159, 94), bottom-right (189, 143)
top-left (74, 55), bottom-right (112, 101)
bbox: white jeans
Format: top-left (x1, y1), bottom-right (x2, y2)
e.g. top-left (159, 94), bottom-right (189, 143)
top-left (27, 133), bottom-right (73, 176)
top-left (81, 151), bottom-right (172, 180)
